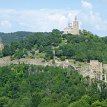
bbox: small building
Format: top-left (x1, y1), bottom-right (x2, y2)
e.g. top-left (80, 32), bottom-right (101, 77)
top-left (74, 60), bottom-right (107, 82)
top-left (89, 60), bottom-right (107, 82)
top-left (64, 16), bottom-right (79, 35)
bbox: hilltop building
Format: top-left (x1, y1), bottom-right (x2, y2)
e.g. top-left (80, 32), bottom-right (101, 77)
top-left (64, 16), bottom-right (79, 35)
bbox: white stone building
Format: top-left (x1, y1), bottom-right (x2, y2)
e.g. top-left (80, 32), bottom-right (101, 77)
top-left (64, 17), bottom-right (79, 35)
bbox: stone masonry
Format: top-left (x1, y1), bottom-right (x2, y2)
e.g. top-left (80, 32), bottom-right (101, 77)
top-left (79, 60), bottom-right (107, 82)
top-left (0, 56), bottom-right (107, 82)
top-left (64, 16), bottom-right (79, 35)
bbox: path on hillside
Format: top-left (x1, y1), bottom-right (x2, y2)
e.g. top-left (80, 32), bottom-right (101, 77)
top-left (0, 56), bottom-right (73, 67)
top-left (0, 57), bottom-right (52, 66)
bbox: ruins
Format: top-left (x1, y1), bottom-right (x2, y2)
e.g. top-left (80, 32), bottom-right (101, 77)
top-left (78, 60), bottom-right (107, 82)
top-left (0, 56), bottom-right (106, 82)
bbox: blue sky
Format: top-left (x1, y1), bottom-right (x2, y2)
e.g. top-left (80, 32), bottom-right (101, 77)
top-left (0, 0), bottom-right (107, 36)
top-left (0, 0), bottom-right (81, 9)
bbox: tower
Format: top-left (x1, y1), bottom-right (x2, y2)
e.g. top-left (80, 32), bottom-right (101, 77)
top-left (72, 16), bottom-right (79, 35)
top-left (64, 16), bottom-right (80, 35)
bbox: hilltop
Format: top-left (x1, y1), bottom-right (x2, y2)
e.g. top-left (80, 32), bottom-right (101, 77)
top-left (0, 30), bottom-right (107, 106)
top-left (0, 31), bottom-right (33, 44)
top-left (0, 29), bottom-right (107, 64)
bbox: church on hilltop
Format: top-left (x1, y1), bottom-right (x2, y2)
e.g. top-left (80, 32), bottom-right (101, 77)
top-left (64, 16), bottom-right (79, 35)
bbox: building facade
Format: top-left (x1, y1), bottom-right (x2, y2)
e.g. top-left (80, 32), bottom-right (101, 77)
top-left (89, 60), bottom-right (107, 82)
top-left (64, 17), bottom-right (79, 35)
top-left (77, 60), bottom-right (107, 82)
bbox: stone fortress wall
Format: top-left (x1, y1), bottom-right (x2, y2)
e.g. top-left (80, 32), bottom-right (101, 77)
top-left (0, 39), bottom-right (106, 82)
top-left (0, 56), bottom-right (106, 82)
top-left (78, 60), bottom-right (107, 82)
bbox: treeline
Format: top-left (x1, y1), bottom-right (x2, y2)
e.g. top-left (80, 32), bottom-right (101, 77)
top-left (2, 29), bottom-right (61, 59)
top-left (1, 29), bottom-right (107, 63)
top-left (0, 64), bottom-right (107, 107)
top-left (0, 31), bottom-right (33, 44)
top-left (56, 30), bottom-right (107, 63)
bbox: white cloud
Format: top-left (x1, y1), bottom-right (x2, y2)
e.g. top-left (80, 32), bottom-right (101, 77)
top-left (80, 0), bottom-right (107, 36)
top-left (81, 0), bottom-right (93, 9)
top-left (0, 2), bottom-right (107, 36)
top-left (0, 9), bottom-right (79, 32)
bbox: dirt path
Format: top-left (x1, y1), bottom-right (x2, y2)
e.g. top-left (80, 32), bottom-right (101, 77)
top-left (0, 56), bottom-right (52, 66)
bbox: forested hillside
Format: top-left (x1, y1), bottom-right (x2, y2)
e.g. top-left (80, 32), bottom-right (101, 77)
top-left (0, 30), bottom-right (107, 107)
top-left (1, 29), bottom-right (107, 63)
top-left (0, 64), bottom-right (107, 107)
top-left (0, 31), bottom-right (33, 44)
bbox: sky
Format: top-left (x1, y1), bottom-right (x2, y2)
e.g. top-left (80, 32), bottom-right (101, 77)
top-left (0, 0), bottom-right (107, 36)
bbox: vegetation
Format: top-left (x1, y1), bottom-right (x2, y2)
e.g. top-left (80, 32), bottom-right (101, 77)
top-left (1, 29), bottom-right (107, 63)
top-left (0, 29), bottom-right (107, 106)
top-left (0, 64), bottom-right (107, 107)
top-left (0, 31), bottom-right (33, 44)
top-left (2, 29), bottom-right (61, 60)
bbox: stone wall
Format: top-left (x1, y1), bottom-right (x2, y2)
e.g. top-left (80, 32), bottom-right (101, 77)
top-left (0, 57), bottom-right (107, 82)
top-left (79, 60), bottom-right (107, 82)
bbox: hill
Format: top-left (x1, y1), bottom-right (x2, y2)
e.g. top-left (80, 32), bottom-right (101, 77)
top-left (0, 30), bottom-right (107, 107)
top-left (0, 31), bottom-right (33, 44)
top-left (1, 29), bottom-right (107, 63)
top-left (0, 64), bottom-right (107, 107)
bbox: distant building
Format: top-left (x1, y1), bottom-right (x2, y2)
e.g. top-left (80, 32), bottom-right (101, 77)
top-left (89, 60), bottom-right (107, 82)
top-left (77, 60), bottom-right (107, 82)
top-left (64, 16), bottom-right (79, 35)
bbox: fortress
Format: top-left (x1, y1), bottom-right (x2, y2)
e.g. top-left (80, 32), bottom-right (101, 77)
top-left (78, 60), bottom-right (107, 82)
top-left (89, 60), bottom-right (107, 82)
top-left (64, 16), bottom-right (79, 35)
top-left (0, 56), bottom-right (106, 82)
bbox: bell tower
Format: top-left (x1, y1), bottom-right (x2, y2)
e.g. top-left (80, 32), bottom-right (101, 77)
top-left (73, 16), bottom-right (79, 34)
top-left (64, 16), bottom-right (80, 35)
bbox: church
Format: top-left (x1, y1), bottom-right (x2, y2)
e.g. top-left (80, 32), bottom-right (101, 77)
top-left (64, 16), bottom-right (79, 35)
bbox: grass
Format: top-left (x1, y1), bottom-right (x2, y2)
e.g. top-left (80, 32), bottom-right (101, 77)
top-left (69, 59), bottom-right (89, 67)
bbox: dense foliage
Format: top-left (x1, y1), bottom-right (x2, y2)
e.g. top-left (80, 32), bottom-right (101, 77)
top-left (0, 31), bottom-right (33, 44)
top-left (2, 29), bottom-right (61, 59)
top-left (60, 30), bottom-right (107, 63)
top-left (1, 29), bottom-right (107, 63)
top-left (0, 64), bottom-right (107, 107)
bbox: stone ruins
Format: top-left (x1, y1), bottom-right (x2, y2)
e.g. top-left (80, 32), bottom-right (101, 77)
top-left (79, 60), bottom-right (107, 82)
top-left (89, 60), bottom-right (107, 82)
top-left (0, 56), bottom-right (106, 82)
